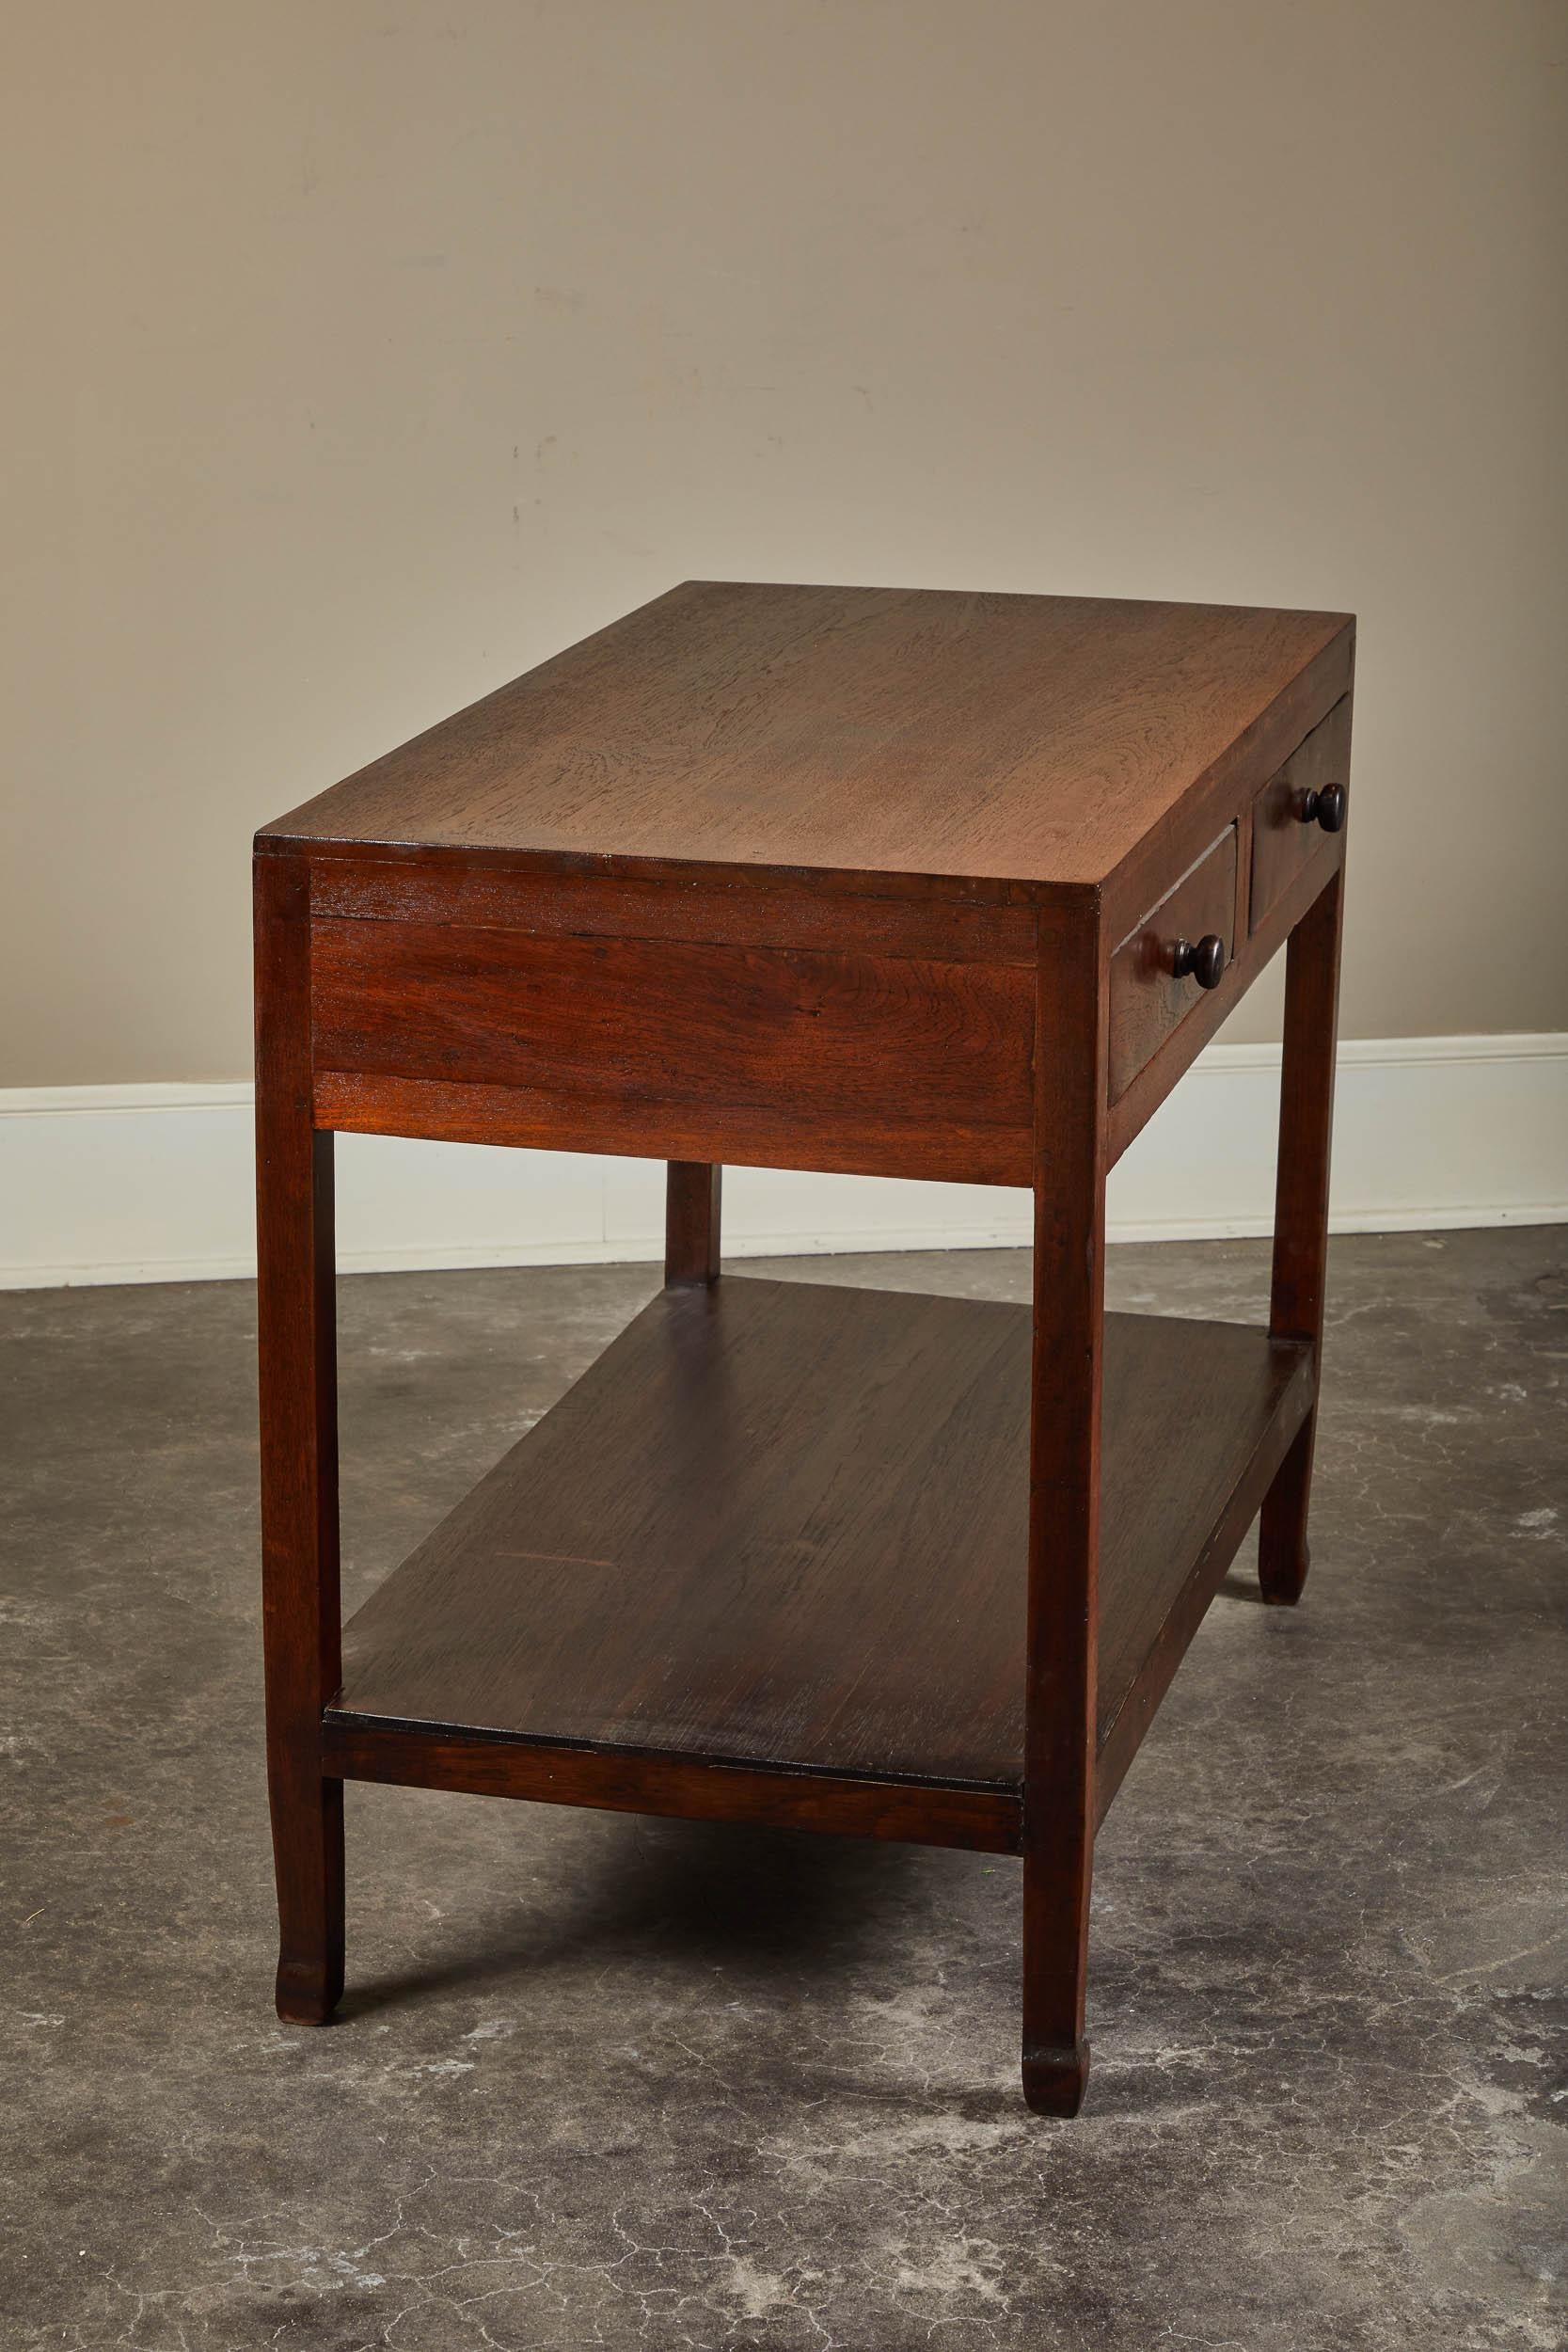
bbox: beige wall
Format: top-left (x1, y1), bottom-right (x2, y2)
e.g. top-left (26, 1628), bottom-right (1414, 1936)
top-left (5, 0), bottom-right (1564, 1087)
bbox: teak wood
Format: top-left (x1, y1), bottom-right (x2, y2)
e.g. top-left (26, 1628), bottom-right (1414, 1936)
top-left (254, 580), bottom-right (1354, 2116)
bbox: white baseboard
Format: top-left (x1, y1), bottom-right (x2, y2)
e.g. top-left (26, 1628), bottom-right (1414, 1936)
top-left (2, 1035), bottom-right (1563, 1289)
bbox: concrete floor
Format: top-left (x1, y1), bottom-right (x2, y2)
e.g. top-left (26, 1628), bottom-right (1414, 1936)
top-left (1, 1230), bottom-right (1564, 2350)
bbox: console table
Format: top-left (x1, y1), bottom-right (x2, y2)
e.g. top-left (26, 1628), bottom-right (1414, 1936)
top-left (254, 582), bottom-right (1352, 2116)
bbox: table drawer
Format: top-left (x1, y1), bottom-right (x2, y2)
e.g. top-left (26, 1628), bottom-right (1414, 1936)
top-left (1109, 827), bottom-right (1237, 1103)
top-left (1250, 695), bottom-right (1352, 934)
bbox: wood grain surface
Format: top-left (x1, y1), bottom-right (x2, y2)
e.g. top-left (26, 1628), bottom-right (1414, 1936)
top-left (259, 581), bottom-right (1353, 898)
top-left (326, 1277), bottom-right (1312, 1799)
top-left (1108, 825), bottom-right (1238, 1102)
top-left (310, 915), bottom-right (1037, 1184)
top-left (664, 1161), bottom-right (721, 1287)
top-left (253, 855), bottom-right (344, 2026)
top-left (1260, 865), bottom-right (1348, 1603)
top-left (312, 1071), bottom-right (1037, 1185)
top-left (1105, 809), bottom-right (1346, 1167)
top-left (1251, 695), bottom-right (1353, 936)
top-left (308, 857), bottom-right (1041, 964)
top-left (1021, 898), bottom-right (1110, 2113)
top-left (321, 1724), bottom-right (1022, 1856)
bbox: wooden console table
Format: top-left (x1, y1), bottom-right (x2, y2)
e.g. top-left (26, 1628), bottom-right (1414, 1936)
top-left (254, 583), bottom-right (1352, 2116)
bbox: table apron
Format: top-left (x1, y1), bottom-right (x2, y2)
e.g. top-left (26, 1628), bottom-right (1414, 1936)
top-left (309, 916), bottom-right (1037, 1185)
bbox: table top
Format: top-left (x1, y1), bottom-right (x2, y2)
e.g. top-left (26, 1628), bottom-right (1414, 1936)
top-left (260, 581), bottom-right (1352, 899)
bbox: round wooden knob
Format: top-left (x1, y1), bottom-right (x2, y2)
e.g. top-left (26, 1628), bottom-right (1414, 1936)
top-left (1299, 780), bottom-right (1347, 833)
top-left (1172, 933), bottom-right (1226, 990)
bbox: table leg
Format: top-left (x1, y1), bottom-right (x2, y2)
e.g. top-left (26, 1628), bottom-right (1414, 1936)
top-left (1260, 864), bottom-right (1346, 1603)
top-left (1022, 909), bottom-right (1107, 2116)
top-left (665, 1162), bottom-right (722, 1286)
top-left (255, 856), bottom-right (344, 2024)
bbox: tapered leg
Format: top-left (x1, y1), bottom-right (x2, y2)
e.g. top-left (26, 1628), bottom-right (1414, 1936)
top-left (255, 855), bottom-right (344, 2024)
top-left (1260, 865), bottom-right (1346, 1604)
top-left (1022, 906), bottom-right (1107, 2116)
top-left (665, 1161), bottom-right (722, 1287)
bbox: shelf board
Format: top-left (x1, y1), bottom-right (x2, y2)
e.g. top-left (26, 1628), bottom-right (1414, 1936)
top-left (325, 1277), bottom-right (1313, 1850)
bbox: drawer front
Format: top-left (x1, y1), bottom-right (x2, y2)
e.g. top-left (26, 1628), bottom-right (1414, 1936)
top-left (1250, 695), bottom-right (1352, 934)
top-left (1108, 827), bottom-right (1238, 1103)
top-left (310, 917), bottom-right (1037, 1185)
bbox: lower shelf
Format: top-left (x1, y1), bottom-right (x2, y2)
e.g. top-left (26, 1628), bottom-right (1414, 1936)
top-left (324, 1275), bottom-right (1313, 1851)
